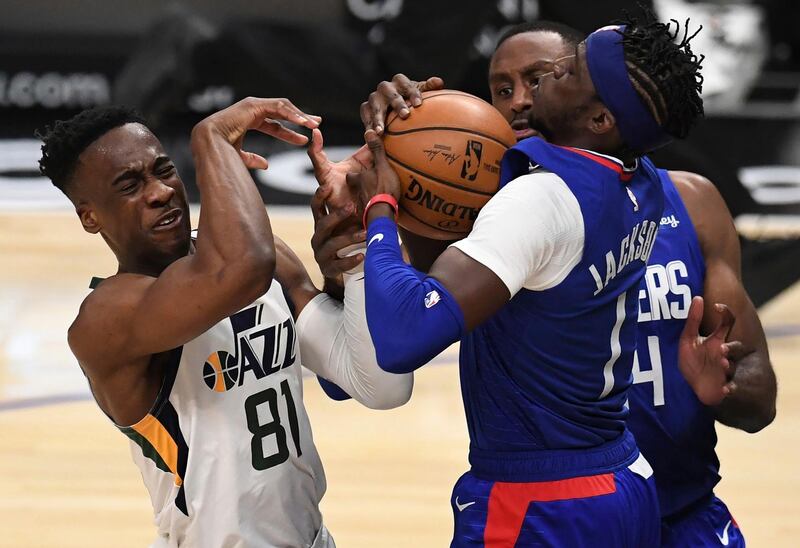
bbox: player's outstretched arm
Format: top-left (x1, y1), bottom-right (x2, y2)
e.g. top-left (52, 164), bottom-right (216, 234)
top-left (360, 74), bottom-right (444, 135)
top-left (354, 130), bottom-right (581, 373)
top-left (283, 188), bottom-right (412, 409)
top-left (673, 171), bottom-right (777, 432)
top-left (70, 98), bottom-right (320, 366)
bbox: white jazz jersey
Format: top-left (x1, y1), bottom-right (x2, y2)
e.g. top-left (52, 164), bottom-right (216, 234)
top-left (117, 280), bottom-right (331, 547)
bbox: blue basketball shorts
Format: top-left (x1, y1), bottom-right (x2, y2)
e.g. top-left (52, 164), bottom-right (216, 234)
top-left (450, 454), bottom-right (660, 547)
top-left (661, 495), bottom-right (744, 547)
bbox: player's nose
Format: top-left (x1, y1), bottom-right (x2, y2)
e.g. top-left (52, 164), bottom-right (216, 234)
top-left (143, 178), bottom-right (175, 207)
top-left (511, 87), bottom-right (532, 113)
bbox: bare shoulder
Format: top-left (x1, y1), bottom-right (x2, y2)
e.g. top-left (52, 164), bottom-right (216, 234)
top-left (667, 170), bottom-right (738, 258)
top-left (68, 273), bottom-right (155, 369)
top-left (668, 170), bottom-right (732, 224)
top-left (668, 170), bottom-right (725, 207)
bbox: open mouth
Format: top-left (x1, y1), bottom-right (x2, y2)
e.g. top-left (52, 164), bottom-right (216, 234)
top-left (153, 208), bottom-right (183, 231)
top-left (511, 121), bottom-right (538, 141)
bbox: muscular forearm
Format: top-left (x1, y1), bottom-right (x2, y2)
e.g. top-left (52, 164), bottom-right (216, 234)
top-left (190, 123), bottom-right (275, 282)
top-left (715, 350), bottom-right (777, 433)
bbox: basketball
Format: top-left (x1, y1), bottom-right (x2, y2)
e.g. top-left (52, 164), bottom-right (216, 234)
top-left (383, 90), bottom-right (516, 240)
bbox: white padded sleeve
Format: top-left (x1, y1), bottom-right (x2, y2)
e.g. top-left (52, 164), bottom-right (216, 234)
top-left (296, 268), bottom-right (413, 410)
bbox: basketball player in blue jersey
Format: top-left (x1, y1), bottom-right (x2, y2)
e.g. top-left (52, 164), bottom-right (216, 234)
top-left (329, 13), bottom-right (734, 547)
top-left (37, 98), bottom-right (412, 547)
top-left (351, 18), bottom-right (777, 547)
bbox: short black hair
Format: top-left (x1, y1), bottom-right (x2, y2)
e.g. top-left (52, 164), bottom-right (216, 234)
top-left (618, 10), bottom-right (704, 140)
top-left (495, 21), bottom-right (586, 52)
top-left (37, 105), bottom-right (147, 196)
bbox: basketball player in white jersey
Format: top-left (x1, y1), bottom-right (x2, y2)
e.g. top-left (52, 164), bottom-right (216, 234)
top-left (37, 97), bottom-right (411, 547)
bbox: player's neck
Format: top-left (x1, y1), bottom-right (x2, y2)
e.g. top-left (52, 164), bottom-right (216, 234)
top-left (115, 248), bottom-right (191, 278)
top-left (110, 235), bottom-right (194, 277)
top-left (116, 258), bottom-right (170, 278)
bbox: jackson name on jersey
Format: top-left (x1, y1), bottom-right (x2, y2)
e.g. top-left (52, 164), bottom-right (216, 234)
top-left (589, 219), bottom-right (659, 296)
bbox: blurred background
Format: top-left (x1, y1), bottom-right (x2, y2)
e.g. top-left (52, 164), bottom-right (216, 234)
top-left (1, 0), bottom-right (799, 546)
top-left (3, 0), bottom-right (800, 302)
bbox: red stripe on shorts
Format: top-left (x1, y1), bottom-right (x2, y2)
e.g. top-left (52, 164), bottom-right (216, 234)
top-left (483, 473), bottom-right (616, 547)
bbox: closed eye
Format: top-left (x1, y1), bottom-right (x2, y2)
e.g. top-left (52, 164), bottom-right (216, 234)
top-left (158, 165), bottom-right (176, 177)
top-left (119, 180), bottom-right (138, 194)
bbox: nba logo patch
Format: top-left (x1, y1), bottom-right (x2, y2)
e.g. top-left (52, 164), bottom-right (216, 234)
top-left (461, 140), bottom-right (483, 181)
top-left (424, 290), bottom-right (441, 308)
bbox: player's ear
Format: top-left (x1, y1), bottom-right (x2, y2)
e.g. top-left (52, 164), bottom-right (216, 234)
top-left (589, 105), bottom-right (616, 136)
top-left (76, 202), bottom-right (101, 234)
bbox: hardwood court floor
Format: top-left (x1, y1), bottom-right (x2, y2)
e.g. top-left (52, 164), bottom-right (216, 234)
top-left (0, 210), bottom-right (797, 547)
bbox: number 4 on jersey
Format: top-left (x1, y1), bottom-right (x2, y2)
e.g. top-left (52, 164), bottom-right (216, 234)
top-left (632, 335), bottom-right (665, 406)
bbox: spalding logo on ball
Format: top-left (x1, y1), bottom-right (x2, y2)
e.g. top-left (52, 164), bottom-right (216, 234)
top-left (383, 89), bottom-right (516, 240)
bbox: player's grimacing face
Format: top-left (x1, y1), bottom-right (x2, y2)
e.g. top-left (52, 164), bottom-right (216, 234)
top-left (489, 31), bottom-right (574, 141)
top-left (526, 41), bottom-right (599, 145)
top-left (73, 123), bottom-right (191, 269)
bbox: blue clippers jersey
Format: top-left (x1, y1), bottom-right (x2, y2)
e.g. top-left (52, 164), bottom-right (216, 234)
top-left (627, 170), bottom-right (718, 518)
top-left (461, 138), bottom-right (665, 482)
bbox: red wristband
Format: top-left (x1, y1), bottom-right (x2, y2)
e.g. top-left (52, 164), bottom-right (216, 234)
top-left (363, 193), bottom-right (399, 228)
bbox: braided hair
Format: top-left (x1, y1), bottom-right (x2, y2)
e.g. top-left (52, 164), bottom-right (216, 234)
top-left (37, 106), bottom-right (147, 196)
top-left (617, 10), bottom-right (705, 140)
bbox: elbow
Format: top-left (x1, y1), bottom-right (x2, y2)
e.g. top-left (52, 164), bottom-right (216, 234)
top-left (743, 402), bottom-right (777, 434)
top-left (743, 370), bottom-right (779, 433)
top-left (719, 398), bottom-right (777, 434)
top-left (66, 321), bottom-right (83, 361)
top-left (362, 375), bottom-right (414, 410)
top-left (224, 247), bottom-right (276, 307)
top-left (248, 246), bottom-right (276, 290)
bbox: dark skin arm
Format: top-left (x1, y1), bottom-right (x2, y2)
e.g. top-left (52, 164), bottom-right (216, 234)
top-left (274, 236), bottom-right (319, 317)
top-left (672, 170), bottom-right (777, 432)
top-left (398, 228), bottom-right (453, 273)
top-left (69, 98), bottom-right (319, 425)
top-left (354, 132), bottom-right (736, 378)
top-left (358, 78), bottom-right (772, 420)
